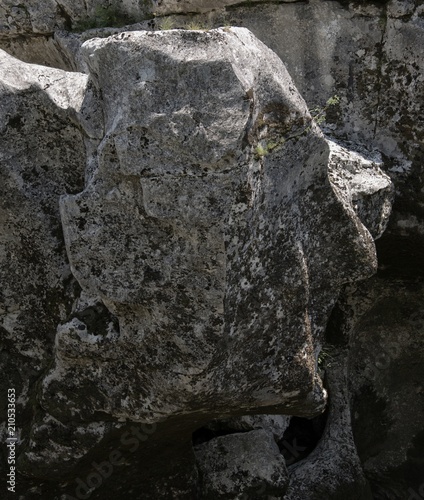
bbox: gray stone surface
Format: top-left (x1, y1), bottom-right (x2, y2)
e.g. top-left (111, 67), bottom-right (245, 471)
top-left (2, 0), bottom-right (420, 273)
top-left (152, 0), bottom-right (298, 16)
top-left (339, 278), bottom-right (424, 498)
top-left (1, 1), bottom-right (422, 496)
top-left (0, 0), bottom-right (302, 38)
top-left (284, 352), bottom-right (373, 500)
top-left (327, 140), bottom-right (392, 240)
top-left (37, 29), bottom-right (391, 435)
top-left (0, 0), bottom-right (150, 37)
top-left (195, 429), bottom-right (289, 499)
top-left (0, 49), bottom-right (88, 477)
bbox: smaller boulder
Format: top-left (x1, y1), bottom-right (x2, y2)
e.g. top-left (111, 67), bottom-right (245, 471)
top-left (195, 429), bottom-right (288, 499)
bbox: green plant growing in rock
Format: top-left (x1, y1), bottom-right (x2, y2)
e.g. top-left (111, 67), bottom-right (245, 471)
top-left (185, 19), bottom-right (211, 31)
top-left (265, 139), bottom-right (281, 153)
top-left (255, 95), bottom-right (340, 159)
top-left (255, 144), bottom-right (267, 158)
top-left (317, 345), bottom-right (335, 372)
top-left (310, 94), bottom-right (340, 125)
top-left (255, 139), bottom-right (283, 158)
top-left (158, 16), bottom-right (175, 30)
top-left (186, 20), bottom-right (202, 30)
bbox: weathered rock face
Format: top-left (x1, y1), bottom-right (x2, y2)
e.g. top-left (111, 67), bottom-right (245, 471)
top-left (33, 29), bottom-right (391, 436)
top-left (195, 429), bottom-right (289, 499)
top-left (0, 0), bottom-right (148, 37)
top-left (0, 0), bottom-right (302, 39)
top-left (0, 1), bottom-right (422, 498)
top-left (0, 49), bottom-right (87, 482)
top-left (152, 0), bottom-right (298, 16)
top-left (283, 351), bottom-right (373, 500)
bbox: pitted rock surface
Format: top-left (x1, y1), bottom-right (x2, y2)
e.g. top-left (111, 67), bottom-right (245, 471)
top-left (36, 29), bottom-right (391, 435)
top-left (1, 16), bottom-right (417, 500)
top-left (0, 49), bottom-right (88, 468)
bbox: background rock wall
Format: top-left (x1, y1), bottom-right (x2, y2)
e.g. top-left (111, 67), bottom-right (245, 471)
top-left (0, 0), bottom-right (423, 499)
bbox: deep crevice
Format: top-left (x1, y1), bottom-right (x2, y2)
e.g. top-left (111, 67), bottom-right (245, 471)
top-left (278, 412), bottom-right (328, 466)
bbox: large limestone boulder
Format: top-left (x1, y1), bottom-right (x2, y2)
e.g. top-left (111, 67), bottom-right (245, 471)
top-left (39, 28), bottom-right (392, 429)
top-left (0, 26), bottom-right (395, 499)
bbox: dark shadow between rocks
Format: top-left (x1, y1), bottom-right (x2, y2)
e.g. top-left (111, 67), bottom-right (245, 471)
top-left (278, 413), bottom-right (328, 467)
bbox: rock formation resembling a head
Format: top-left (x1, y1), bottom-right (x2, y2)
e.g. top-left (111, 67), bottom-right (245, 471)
top-left (40, 28), bottom-right (392, 428)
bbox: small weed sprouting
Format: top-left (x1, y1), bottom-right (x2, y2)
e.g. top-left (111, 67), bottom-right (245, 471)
top-left (317, 346), bottom-right (335, 371)
top-left (266, 139), bottom-right (285, 153)
top-left (254, 137), bottom-right (286, 159)
top-left (310, 94), bottom-right (340, 125)
top-left (255, 144), bottom-right (269, 158)
top-left (222, 15), bottom-right (232, 29)
top-left (185, 19), bottom-right (211, 31)
top-left (186, 20), bottom-right (203, 30)
top-left (326, 95), bottom-right (341, 107)
top-left (158, 16), bottom-right (175, 30)
top-left (266, 141), bottom-right (278, 151)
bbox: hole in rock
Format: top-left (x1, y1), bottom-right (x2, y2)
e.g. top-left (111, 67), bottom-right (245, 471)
top-left (278, 413), bottom-right (328, 466)
top-left (73, 301), bottom-right (120, 337)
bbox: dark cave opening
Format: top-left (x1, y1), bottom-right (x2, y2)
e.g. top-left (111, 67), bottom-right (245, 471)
top-left (278, 413), bottom-right (328, 466)
top-left (192, 409), bottom-right (328, 466)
